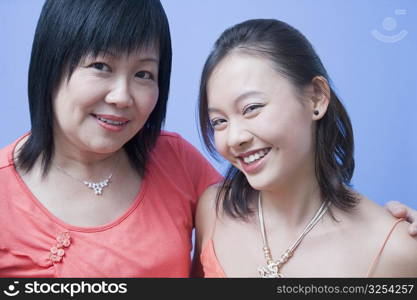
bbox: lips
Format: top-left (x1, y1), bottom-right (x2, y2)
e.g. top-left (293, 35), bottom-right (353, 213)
top-left (238, 148), bottom-right (271, 164)
top-left (243, 148), bottom-right (270, 164)
top-left (93, 114), bottom-right (130, 123)
top-left (92, 113), bottom-right (130, 132)
top-left (236, 147), bottom-right (272, 174)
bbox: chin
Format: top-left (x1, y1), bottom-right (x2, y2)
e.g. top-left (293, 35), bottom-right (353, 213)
top-left (85, 139), bottom-right (125, 154)
top-left (94, 147), bottom-right (122, 154)
top-left (246, 177), bottom-right (273, 192)
top-left (245, 172), bottom-right (284, 192)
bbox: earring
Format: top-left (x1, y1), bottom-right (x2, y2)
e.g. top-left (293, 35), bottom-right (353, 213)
top-left (314, 110), bottom-right (319, 116)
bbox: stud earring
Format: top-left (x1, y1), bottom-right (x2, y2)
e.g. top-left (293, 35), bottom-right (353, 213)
top-left (314, 110), bottom-right (319, 116)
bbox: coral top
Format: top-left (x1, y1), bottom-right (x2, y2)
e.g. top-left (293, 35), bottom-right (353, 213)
top-left (201, 219), bottom-right (405, 278)
top-left (0, 131), bottom-right (222, 277)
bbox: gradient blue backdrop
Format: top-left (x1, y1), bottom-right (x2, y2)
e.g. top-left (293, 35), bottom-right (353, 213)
top-left (1, 0), bottom-right (416, 208)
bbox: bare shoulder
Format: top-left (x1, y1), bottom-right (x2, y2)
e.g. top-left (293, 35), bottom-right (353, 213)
top-left (356, 196), bottom-right (417, 277)
top-left (372, 220), bottom-right (417, 277)
top-left (195, 184), bottom-right (221, 251)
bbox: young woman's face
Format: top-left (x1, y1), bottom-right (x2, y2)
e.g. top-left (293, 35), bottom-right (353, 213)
top-left (52, 48), bottom-right (159, 155)
top-left (207, 52), bottom-right (316, 191)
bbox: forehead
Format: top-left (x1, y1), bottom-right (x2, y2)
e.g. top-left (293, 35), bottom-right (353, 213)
top-left (207, 52), bottom-right (288, 107)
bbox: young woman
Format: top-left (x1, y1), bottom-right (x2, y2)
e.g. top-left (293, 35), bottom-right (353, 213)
top-left (195, 19), bottom-right (417, 277)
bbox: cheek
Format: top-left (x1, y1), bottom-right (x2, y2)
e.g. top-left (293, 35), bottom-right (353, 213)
top-left (253, 115), bottom-right (287, 146)
top-left (52, 91), bottom-right (74, 127)
top-left (214, 132), bottom-right (229, 158)
top-left (135, 87), bottom-right (159, 116)
top-left (279, 119), bottom-right (315, 160)
top-left (262, 106), bottom-right (313, 147)
top-left (55, 81), bottom-right (102, 116)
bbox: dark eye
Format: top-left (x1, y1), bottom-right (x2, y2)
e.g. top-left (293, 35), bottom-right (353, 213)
top-left (210, 118), bottom-right (227, 129)
top-left (243, 104), bottom-right (263, 115)
top-left (136, 71), bottom-right (154, 80)
top-left (89, 62), bottom-right (111, 71)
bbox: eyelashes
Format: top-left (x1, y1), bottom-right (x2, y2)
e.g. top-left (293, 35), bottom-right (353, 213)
top-left (89, 62), bottom-right (110, 71)
top-left (210, 118), bottom-right (226, 128)
top-left (135, 71), bottom-right (155, 80)
top-left (242, 103), bottom-right (264, 115)
top-left (210, 103), bottom-right (265, 130)
top-left (86, 62), bottom-right (156, 81)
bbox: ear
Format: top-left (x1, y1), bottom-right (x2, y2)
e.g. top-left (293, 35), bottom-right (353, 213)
top-left (308, 76), bottom-right (330, 121)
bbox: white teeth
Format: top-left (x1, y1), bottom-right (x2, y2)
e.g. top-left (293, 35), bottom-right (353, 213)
top-left (97, 116), bottom-right (127, 126)
top-left (243, 149), bottom-right (270, 164)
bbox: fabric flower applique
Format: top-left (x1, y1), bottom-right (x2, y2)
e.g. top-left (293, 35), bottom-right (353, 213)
top-left (49, 232), bottom-right (71, 263)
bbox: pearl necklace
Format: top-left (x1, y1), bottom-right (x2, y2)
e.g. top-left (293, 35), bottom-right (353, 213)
top-left (257, 193), bottom-right (329, 278)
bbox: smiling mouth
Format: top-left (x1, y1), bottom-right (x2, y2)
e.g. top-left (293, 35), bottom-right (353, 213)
top-left (240, 148), bottom-right (271, 165)
top-left (91, 114), bottom-right (130, 126)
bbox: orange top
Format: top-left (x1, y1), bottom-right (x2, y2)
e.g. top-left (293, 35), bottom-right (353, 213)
top-left (200, 239), bottom-right (227, 278)
top-left (0, 131), bottom-right (222, 277)
top-left (201, 218), bottom-right (405, 278)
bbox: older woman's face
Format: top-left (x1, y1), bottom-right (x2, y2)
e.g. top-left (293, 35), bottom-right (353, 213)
top-left (52, 48), bottom-right (159, 155)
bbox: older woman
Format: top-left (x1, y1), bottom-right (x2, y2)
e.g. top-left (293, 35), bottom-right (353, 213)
top-left (0, 0), bottom-right (221, 277)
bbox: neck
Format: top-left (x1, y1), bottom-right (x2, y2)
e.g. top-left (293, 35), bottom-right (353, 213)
top-left (51, 136), bottom-right (123, 181)
top-left (54, 151), bottom-right (121, 181)
top-left (260, 167), bottom-right (323, 229)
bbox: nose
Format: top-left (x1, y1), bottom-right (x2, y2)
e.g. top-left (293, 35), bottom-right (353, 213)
top-left (105, 78), bottom-right (134, 108)
top-left (227, 121), bottom-right (253, 149)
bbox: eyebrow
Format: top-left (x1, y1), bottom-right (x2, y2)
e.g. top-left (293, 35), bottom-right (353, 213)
top-left (208, 91), bottom-right (265, 113)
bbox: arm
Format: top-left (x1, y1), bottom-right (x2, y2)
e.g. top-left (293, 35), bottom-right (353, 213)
top-left (190, 184), bottom-right (219, 278)
top-left (385, 201), bottom-right (417, 236)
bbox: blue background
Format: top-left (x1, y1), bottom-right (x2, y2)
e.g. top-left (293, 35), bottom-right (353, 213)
top-left (1, 0), bottom-right (416, 208)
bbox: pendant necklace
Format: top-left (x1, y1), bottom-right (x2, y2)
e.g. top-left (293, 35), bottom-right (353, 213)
top-left (54, 153), bottom-right (121, 196)
top-left (257, 193), bottom-right (329, 278)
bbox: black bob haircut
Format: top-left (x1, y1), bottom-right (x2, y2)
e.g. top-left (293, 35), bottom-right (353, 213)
top-left (17, 0), bottom-right (172, 177)
top-left (198, 19), bottom-right (356, 219)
